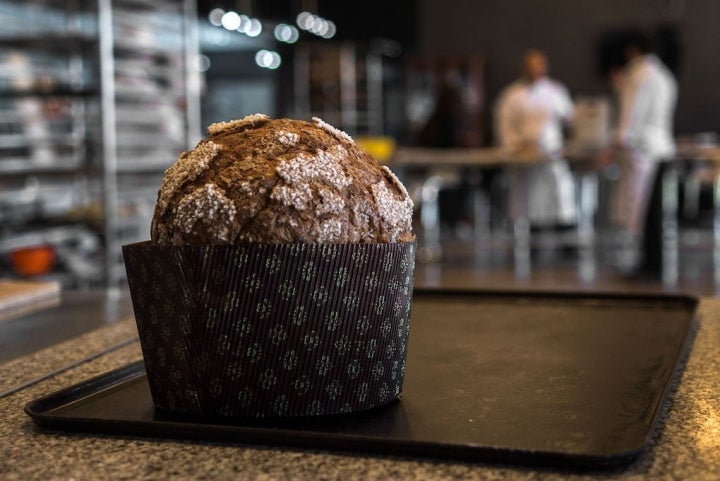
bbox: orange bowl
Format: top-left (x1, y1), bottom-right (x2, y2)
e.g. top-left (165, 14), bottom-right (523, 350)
top-left (9, 245), bottom-right (56, 277)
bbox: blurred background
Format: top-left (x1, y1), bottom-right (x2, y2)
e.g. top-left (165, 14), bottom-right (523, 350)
top-left (2, 0), bottom-right (720, 294)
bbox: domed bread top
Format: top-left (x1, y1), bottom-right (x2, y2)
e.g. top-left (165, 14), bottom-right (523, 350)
top-left (151, 115), bottom-right (414, 244)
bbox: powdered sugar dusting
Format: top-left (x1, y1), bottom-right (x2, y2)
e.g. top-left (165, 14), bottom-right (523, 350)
top-left (382, 165), bottom-right (410, 199)
top-left (173, 183), bottom-right (238, 242)
top-left (277, 130), bottom-right (300, 146)
top-left (207, 113), bottom-right (270, 136)
top-left (316, 188), bottom-right (345, 215)
top-left (157, 140), bottom-right (220, 217)
top-left (371, 181), bottom-right (414, 242)
top-left (270, 184), bottom-right (312, 211)
top-left (312, 117), bottom-right (353, 143)
top-left (238, 181), bottom-right (253, 194)
top-left (314, 219), bottom-right (344, 243)
top-left (271, 146), bottom-right (351, 211)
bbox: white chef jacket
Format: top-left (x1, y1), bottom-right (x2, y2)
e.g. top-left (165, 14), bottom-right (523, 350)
top-left (495, 77), bottom-right (576, 226)
top-left (496, 77), bottom-right (573, 155)
top-left (610, 55), bottom-right (677, 235)
top-left (615, 54), bottom-right (677, 159)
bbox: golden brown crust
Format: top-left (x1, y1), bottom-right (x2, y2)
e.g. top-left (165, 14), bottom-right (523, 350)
top-left (151, 116), bottom-right (414, 244)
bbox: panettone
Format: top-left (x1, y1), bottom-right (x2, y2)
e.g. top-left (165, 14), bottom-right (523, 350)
top-left (151, 115), bottom-right (413, 245)
top-left (124, 115), bottom-right (416, 418)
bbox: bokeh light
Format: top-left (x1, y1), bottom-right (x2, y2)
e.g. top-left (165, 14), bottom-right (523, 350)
top-left (208, 8), bottom-right (224, 27)
top-left (220, 11), bottom-right (241, 31)
top-left (255, 49), bottom-right (282, 69)
top-left (274, 24), bottom-right (299, 43)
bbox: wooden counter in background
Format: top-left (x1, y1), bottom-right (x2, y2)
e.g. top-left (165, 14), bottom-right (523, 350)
top-left (0, 289), bottom-right (133, 363)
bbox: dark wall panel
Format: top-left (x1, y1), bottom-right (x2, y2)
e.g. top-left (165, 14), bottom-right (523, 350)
top-left (419, 0), bottom-right (720, 136)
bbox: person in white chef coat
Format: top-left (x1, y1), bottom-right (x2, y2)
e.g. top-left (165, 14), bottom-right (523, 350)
top-left (600, 31), bottom-right (677, 275)
top-left (495, 49), bottom-right (576, 231)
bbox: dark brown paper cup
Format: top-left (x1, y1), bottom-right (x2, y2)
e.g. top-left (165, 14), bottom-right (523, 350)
top-left (122, 240), bottom-right (415, 419)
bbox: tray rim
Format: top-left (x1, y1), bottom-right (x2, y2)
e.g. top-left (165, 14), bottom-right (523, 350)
top-left (24, 362), bottom-right (643, 469)
top-left (411, 286), bottom-right (699, 306)
top-left (24, 289), bottom-right (699, 470)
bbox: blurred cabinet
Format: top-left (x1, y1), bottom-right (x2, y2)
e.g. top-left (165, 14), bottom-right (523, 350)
top-left (294, 42), bottom-right (383, 136)
top-left (0, 0), bottom-right (200, 286)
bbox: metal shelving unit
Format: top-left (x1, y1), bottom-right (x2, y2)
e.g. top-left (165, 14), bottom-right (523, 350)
top-left (0, 0), bottom-right (200, 286)
top-left (294, 42), bottom-right (384, 137)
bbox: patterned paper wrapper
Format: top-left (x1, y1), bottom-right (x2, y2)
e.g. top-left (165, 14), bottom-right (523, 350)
top-left (122, 240), bottom-right (415, 419)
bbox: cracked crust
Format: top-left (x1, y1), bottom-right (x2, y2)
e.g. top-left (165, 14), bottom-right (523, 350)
top-left (151, 116), bottom-right (414, 244)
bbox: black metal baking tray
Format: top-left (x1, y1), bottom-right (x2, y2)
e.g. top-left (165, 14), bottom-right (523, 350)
top-left (25, 289), bottom-right (697, 469)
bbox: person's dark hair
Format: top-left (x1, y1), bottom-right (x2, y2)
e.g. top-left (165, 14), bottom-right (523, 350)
top-left (624, 29), bottom-right (653, 54)
top-left (597, 25), bottom-right (681, 77)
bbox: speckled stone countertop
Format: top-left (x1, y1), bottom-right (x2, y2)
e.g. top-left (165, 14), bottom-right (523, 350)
top-left (1, 296), bottom-right (718, 481)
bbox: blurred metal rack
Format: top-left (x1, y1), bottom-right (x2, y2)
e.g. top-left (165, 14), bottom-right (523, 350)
top-left (294, 42), bottom-right (384, 136)
top-left (0, 0), bottom-right (200, 287)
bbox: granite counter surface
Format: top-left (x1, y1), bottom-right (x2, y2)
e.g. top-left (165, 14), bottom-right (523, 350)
top-left (1, 297), bottom-right (718, 481)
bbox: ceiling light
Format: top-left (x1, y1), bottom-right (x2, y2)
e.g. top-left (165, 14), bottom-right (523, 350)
top-left (255, 50), bottom-right (281, 69)
top-left (221, 11), bottom-right (241, 31)
top-left (274, 24), bottom-right (299, 44)
top-left (208, 8), bottom-right (224, 26)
